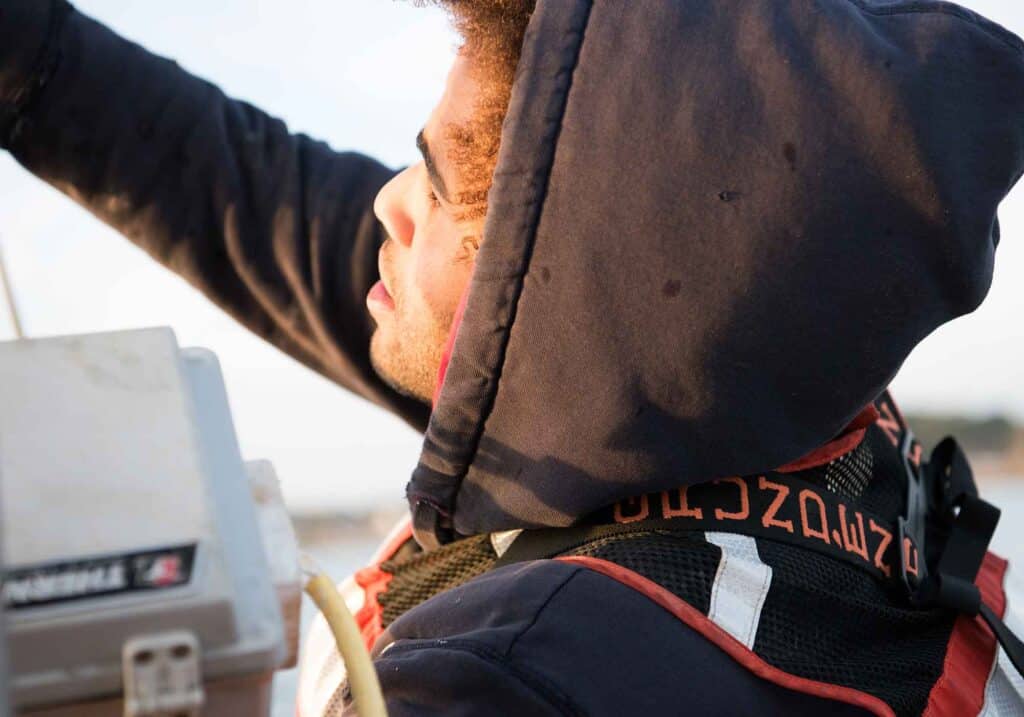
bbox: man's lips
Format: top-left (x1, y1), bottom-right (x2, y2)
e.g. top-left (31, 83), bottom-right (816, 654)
top-left (367, 279), bottom-right (395, 312)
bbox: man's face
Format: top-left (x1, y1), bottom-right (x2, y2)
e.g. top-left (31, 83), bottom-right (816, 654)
top-left (369, 53), bottom-right (487, 403)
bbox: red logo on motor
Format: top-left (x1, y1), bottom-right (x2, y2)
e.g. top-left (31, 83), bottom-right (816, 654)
top-left (142, 555), bottom-right (183, 587)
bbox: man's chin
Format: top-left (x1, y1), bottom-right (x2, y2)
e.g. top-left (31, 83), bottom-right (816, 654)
top-left (369, 331), bottom-right (435, 404)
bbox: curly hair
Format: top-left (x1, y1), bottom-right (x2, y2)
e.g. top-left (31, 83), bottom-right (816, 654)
top-left (417, 0), bottom-right (536, 220)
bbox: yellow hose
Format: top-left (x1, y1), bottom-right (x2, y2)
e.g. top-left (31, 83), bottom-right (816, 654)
top-left (303, 565), bottom-right (388, 717)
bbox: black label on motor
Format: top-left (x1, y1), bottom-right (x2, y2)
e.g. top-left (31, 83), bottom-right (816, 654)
top-left (2, 544), bottom-right (197, 609)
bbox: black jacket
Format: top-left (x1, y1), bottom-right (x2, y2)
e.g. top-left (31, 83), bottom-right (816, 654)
top-left (3, 2), bottom-right (1024, 715)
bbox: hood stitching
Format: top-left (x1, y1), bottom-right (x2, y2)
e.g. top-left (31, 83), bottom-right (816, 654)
top-left (430, 0), bottom-right (595, 525)
top-left (844, 0), bottom-right (1024, 54)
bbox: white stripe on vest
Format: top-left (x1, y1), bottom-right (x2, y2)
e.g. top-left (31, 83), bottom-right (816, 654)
top-left (705, 532), bottom-right (773, 649)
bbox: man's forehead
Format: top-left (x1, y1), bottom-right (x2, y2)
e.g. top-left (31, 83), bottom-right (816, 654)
top-left (422, 53), bottom-right (482, 184)
top-left (432, 53), bottom-right (480, 130)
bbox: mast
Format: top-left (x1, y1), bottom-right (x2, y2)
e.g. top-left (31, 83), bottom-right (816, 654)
top-left (0, 241), bottom-right (24, 339)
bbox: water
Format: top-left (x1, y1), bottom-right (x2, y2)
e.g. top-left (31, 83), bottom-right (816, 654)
top-left (272, 484), bottom-right (1024, 715)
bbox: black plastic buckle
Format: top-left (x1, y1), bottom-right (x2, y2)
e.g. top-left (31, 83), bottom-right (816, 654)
top-left (905, 436), bottom-right (998, 613)
top-left (901, 437), bottom-right (1024, 680)
top-left (928, 437), bottom-right (979, 515)
top-left (899, 430), bottom-right (929, 600)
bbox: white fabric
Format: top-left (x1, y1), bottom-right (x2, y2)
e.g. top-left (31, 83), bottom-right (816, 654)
top-left (490, 529), bottom-right (524, 558)
top-left (705, 532), bottom-right (773, 649)
top-left (981, 561), bottom-right (1024, 716)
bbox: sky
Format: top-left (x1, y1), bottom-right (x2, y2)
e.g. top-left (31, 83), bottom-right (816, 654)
top-left (1, 1), bottom-right (1023, 513)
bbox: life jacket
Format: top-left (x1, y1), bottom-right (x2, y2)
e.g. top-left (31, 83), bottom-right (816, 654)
top-left (297, 392), bottom-right (1024, 716)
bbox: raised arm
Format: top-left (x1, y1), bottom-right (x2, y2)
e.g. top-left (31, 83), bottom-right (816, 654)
top-left (0, 0), bottom-right (430, 430)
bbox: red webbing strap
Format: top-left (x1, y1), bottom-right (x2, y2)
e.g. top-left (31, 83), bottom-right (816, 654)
top-left (923, 552), bottom-right (1008, 717)
top-left (353, 518), bottom-right (414, 651)
top-left (559, 555), bottom-right (895, 717)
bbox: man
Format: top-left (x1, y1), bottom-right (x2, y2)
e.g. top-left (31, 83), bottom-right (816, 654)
top-left (3, 1), bottom-right (1024, 715)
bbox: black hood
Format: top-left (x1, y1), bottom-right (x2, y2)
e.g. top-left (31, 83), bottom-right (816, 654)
top-left (408, 0), bottom-right (1024, 543)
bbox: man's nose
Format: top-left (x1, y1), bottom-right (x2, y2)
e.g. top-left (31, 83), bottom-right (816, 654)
top-left (373, 167), bottom-right (416, 248)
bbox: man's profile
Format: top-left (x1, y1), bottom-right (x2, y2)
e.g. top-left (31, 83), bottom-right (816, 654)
top-left (3, 1), bottom-right (1024, 715)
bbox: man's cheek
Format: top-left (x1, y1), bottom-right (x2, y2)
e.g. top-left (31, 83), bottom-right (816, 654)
top-left (415, 252), bottom-right (466, 321)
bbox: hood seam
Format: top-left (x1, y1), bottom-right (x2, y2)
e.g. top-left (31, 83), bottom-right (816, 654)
top-left (447, 0), bottom-right (595, 527)
top-left (844, 0), bottom-right (1024, 54)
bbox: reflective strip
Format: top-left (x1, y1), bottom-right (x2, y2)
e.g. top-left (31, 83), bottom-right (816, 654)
top-left (980, 562), bottom-right (1024, 716)
top-left (491, 529), bottom-right (524, 558)
top-left (705, 532), bottom-right (772, 649)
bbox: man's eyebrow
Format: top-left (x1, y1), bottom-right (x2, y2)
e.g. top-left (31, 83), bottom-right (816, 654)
top-left (416, 129), bottom-right (451, 203)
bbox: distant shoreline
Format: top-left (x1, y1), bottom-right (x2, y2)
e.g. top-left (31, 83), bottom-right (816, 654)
top-left (290, 506), bottom-right (406, 545)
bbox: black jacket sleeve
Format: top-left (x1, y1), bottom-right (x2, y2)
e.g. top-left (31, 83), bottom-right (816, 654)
top-left (348, 562), bottom-right (878, 717)
top-left (0, 0), bottom-right (430, 430)
top-left (360, 642), bottom-right (574, 717)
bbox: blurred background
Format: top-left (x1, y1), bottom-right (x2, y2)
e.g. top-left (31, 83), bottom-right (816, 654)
top-left (1, 1), bottom-right (1023, 713)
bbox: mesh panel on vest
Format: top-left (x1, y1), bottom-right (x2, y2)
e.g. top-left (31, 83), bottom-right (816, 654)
top-left (755, 541), bottom-right (955, 717)
top-left (378, 533), bottom-right (497, 628)
top-left (824, 440), bottom-right (874, 500)
top-left (786, 429), bottom-right (902, 520)
top-left (850, 431), bottom-right (908, 520)
top-left (557, 530), bottom-right (719, 614)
